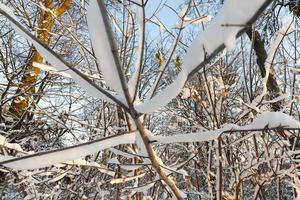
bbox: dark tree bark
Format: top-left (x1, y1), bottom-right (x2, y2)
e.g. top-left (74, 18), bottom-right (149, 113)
top-left (246, 28), bottom-right (281, 111)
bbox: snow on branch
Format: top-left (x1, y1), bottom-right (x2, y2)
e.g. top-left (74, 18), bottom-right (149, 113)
top-left (63, 159), bottom-right (116, 176)
top-left (258, 22), bottom-right (293, 101)
top-left (135, 0), bottom-right (273, 113)
top-left (236, 22), bottom-right (293, 116)
top-left (151, 112), bottom-right (300, 144)
top-left (33, 62), bottom-right (72, 78)
top-left (0, 132), bottom-right (137, 170)
top-left (0, 135), bottom-right (24, 153)
top-left (128, 0), bottom-right (145, 100)
top-left (0, 3), bottom-right (128, 111)
top-left (87, 0), bottom-right (125, 98)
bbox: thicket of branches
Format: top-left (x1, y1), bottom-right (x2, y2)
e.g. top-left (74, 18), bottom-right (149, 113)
top-left (0, 0), bottom-right (300, 199)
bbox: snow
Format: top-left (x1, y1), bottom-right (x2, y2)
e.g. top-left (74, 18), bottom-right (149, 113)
top-left (181, 88), bottom-right (191, 99)
top-left (178, 5), bottom-right (188, 19)
top-left (0, 3), bottom-right (19, 24)
top-left (0, 132), bottom-right (137, 170)
top-left (109, 148), bottom-right (136, 159)
top-left (128, 0), bottom-right (144, 99)
top-left (151, 17), bottom-right (166, 30)
top-left (0, 155), bottom-right (15, 162)
top-left (108, 157), bottom-right (120, 165)
top-left (263, 93), bottom-right (289, 104)
top-left (120, 164), bottom-right (143, 171)
top-left (129, 117), bottom-right (149, 157)
top-left (135, 0), bottom-right (271, 113)
top-left (135, 131), bottom-right (149, 157)
top-left (126, 182), bottom-right (155, 193)
top-left (136, 71), bottom-right (187, 113)
top-left (0, 3), bottom-right (124, 105)
top-left (152, 112), bottom-right (300, 144)
top-left (240, 23), bottom-right (292, 114)
top-left (142, 196), bottom-right (153, 200)
top-left (260, 23), bottom-right (292, 101)
top-left (291, 67), bottom-right (300, 75)
top-left (33, 62), bottom-right (72, 78)
top-left (110, 172), bottom-right (146, 184)
top-left (63, 159), bottom-right (115, 176)
top-left (49, 172), bottom-right (67, 183)
top-left (186, 15), bottom-right (212, 25)
top-left (87, 1), bottom-right (125, 97)
top-left (0, 135), bottom-right (24, 152)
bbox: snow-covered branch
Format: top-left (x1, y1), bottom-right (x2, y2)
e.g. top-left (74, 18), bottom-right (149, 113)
top-left (151, 112), bottom-right (300, 144)
top-left (0, 132), bottom-right (137, 170)
top-left (135, 0), bottom-right (273, 113)
top-left (0, 3), bottom-right (129, 111)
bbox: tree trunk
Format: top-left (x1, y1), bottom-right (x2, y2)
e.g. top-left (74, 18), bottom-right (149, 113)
top-left (9, 0), bottom-right (72, 118)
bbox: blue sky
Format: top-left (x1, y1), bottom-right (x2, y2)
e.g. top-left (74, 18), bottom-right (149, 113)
top-left (146, 0), bottom-right (184, 29)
